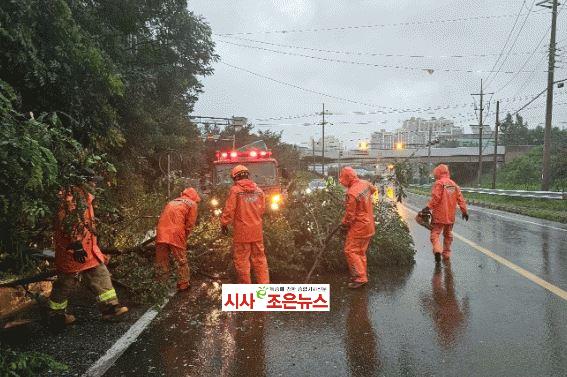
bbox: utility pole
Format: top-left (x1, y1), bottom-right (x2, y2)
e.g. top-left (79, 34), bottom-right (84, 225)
top-left (471, 79), bottom-right (492, 187)
top-left (492, 100), bottom-right (500, 189)
top-left (539, 0), bottom-right (559, 190)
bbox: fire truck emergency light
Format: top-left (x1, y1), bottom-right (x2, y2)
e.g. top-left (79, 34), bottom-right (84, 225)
top-left (216, 150), bottom-right (272, 160)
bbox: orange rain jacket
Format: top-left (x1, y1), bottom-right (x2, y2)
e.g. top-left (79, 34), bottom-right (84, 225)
top-left (340, 167), bottom-right (377, 239)
top-left (156, 188), bottom-right (201, 249)
top-left (427, 164), bottom-right (467, 224)
top-left (53, 188), bottom-right (106, 274)
top-left (220, 179), bottom-right (265, 243)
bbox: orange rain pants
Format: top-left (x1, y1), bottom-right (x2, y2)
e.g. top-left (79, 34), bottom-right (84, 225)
top-left (155, 243), bottom-right (190, 290)
top-left (430, 223), bottom-right (454, 259)
top-left (233, 242), bottom-right (270, 284)
top-left (344, 237), bottom-right (371, 283)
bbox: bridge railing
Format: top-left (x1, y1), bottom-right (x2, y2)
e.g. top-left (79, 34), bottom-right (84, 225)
top-left (409, 185), bottom-right (565, 200)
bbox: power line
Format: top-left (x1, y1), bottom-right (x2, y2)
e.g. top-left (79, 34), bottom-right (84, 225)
top-left (221, 61), bottom-right (561, 122)
top-left (215, 13), bottom-right (545, 36)
top-left (253, 92), bottom-right (556, 126)
top-left (486, 0), bottom-right (538, 87)
top-left (218, 40), bottom-right (544, 74)
top-left (490, 1), bottom-right (566, 95)
top-left (506, 51), bottom-right (548, 104)
top-left (484, 0), bottom-right (532, 86)
top-left (254, 113), bottom-right (318, 121)
top-left (220, 61), bottom-right (393, 110)
top-left (219, 35), bottom-right (546, 60)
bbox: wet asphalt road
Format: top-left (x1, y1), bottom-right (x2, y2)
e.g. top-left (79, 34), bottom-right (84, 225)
top-left (106, 196), bottom-right (567, 377)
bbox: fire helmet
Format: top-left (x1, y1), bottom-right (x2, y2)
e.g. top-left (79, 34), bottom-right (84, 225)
top-left (231, 165), bottom-right (249, 180)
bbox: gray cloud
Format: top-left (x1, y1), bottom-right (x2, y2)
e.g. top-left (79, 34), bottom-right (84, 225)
top-left (190, 0), bottom-right (567, 147)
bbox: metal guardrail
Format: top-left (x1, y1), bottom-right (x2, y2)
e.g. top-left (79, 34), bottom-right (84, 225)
top-left (410, 184), bottom-right (565, 200)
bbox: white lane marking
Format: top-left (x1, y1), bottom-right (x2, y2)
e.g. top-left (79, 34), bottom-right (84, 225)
top-left (407, 192), bottom-right (567, 233)
top-left (402, 205), bottom-right (567, 302)
top-left (83, 295), bottom-right (172, 377)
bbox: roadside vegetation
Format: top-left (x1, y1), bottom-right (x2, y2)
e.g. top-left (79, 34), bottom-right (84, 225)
top-left (0, 346), bottom-right (67, 376)
top-left (480, 146), bottom-right (567, 192)
top-left (484, 114), bottom-right (566, 191)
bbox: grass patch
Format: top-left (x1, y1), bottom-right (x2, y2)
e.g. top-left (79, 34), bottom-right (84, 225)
top-left (408, 187), bottom-right (567, 223)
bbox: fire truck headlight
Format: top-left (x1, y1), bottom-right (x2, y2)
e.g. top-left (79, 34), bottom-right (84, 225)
top-left (213, 209), bottom-right (222, 216)
top-left (271, 194), bottom-right (281, 204)
top-left (270, 202), bottom-right (280, 211)
top-left (210, 198), bottom-right (219, 207)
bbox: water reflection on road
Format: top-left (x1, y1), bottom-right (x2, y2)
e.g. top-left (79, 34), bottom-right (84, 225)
top-left (420, 262), bottom-right (469, 349)
top-left (346, 289), bottom-right (380, 376)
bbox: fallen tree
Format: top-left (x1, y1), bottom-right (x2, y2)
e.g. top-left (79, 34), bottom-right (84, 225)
top-left (2, 179), bottom-right (416, 306)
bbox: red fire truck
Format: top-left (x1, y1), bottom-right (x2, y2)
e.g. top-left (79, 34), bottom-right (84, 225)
top-left (209, 142), bottom-right (284, 212)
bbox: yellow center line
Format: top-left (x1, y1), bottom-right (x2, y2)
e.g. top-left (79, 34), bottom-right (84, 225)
top-left (402, 205), bottom-right (567, 302)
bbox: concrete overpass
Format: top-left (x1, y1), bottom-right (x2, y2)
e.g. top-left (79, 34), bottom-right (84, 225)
top-left (302, 146), bottom-right (506, 163)
top-left (301, 146), bottom-right (533, 184)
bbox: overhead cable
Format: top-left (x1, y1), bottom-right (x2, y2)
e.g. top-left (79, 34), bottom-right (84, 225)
top-left (215, 13), bottom-right (544, 36)
top-left (218, 40), bottom-right (543, 74)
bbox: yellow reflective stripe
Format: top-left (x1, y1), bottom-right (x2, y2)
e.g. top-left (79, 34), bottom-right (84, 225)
top-left (48, 299), bottom-right (68, 310)
top-left (97, 288), bottom-right (117, 302)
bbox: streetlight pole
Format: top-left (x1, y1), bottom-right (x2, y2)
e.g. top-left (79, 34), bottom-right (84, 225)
top-left (167, 152), bottom-right (171, 198)
top-left (312, 138), bottom-right (315, 173)
top-left (492, 101), bottom-right (500, 189)
top-left (478, 79), bottom-right (484, 187)
top-left (338, 149), bottom-right (342, 180)
top-left (427, 124), bottom-right (433, 174)
top-left (321, 103), bottom-right (326, 176)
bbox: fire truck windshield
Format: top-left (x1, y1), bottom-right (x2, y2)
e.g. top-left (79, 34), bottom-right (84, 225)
top-left (215, 161), bottom-right (277, 186)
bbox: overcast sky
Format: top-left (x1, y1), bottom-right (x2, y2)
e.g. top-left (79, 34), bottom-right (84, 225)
top-left (189, 0), bottom-right (566, 148)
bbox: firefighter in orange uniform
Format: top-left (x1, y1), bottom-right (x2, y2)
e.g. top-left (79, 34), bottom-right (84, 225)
top-left (220, 165), bottom-right (269, 284)
top-left (49, 177), bottom-right (128, 328)
top-left (422, 164), bottom-right (468, 263)
top-left (155, 188), bottom-right (201, 291)
top-left (339, 167), bottom-right (377, 289)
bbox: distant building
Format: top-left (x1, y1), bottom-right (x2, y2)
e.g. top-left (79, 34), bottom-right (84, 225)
top-left (309, 136), bottom-right (344, 154)
top-left (455, 125), bottom-right (495, 147)
top-left (370, 129), bottom-right (396, 150)
top-left (370, 117), bottom-right (463, 150)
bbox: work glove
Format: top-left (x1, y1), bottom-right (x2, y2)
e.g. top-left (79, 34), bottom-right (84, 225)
top-left (339, 223), bottom-right (349, 236)
top-left (68, 242), bottom-right (87, 264)
top-left (421, 206), bottom-right (431, 215)
top-left (221, 225), bottom-right (229, 236)
top-left (462, 212), bottom-right (469, 221)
